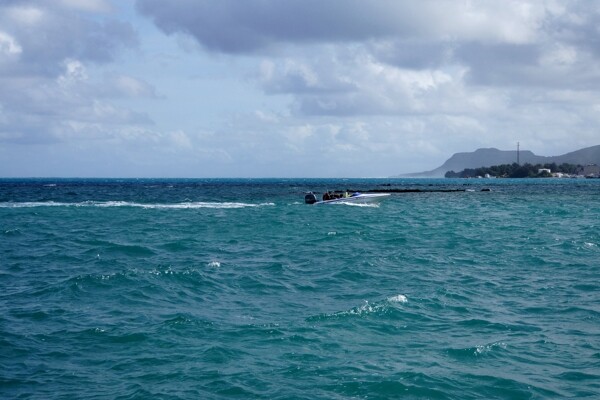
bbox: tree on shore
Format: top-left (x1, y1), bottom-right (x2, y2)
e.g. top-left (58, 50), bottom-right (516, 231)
top-left (445, 162), bottom-right (582, 178)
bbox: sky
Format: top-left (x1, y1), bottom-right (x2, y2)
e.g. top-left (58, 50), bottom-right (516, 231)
top-left (1, 0), bottom-right (599, 178)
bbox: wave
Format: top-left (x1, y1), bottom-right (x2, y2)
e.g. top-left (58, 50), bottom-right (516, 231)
top-left (307, 294), bottom-right (408, 321)
top-left (447, 341), bottom-right (507, 359)
top-left (330, 201), bottom-right (380, 208)
top-left (0, 201), bottom-right (275, 209)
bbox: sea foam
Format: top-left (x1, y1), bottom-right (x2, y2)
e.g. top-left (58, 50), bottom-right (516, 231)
top-left (0, 201), bottom-right (275, 209)
top-left (388, 294), bottom-right (408, 303)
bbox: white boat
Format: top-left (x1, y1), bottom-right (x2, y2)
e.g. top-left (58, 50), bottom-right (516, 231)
top-left (305, 192), bottom-right (390, 205)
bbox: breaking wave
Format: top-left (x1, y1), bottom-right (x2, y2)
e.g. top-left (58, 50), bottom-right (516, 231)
top-left (307, 294), bottom-right (408, 321)
top-left (0, 201), bottom-right (275, 209)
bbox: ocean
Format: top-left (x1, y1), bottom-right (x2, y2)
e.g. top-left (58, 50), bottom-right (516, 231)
top-left (1, 178), bottom-right (599, 399)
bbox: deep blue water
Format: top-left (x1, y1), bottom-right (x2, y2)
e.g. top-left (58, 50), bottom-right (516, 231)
top-left (1, 178), bottom-right (599, 399)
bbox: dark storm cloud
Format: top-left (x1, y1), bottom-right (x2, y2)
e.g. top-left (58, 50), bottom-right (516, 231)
top-left (135, 0), bottom-right (424, 53)
top-left (454, 42), bottom-right (541, 86)
top-left (135, 1), bottom-right (600, 86)
top-left (455, 34), bottom-right (600, 90)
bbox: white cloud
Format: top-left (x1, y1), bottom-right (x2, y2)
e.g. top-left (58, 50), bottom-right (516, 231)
top-left (6, 5), bottom-right (45, 26)
top-left (168, 130), bottom-right (192, 149)
top-left (58, 59), bottom-right (89, 86)
top-left (0, 1), bottom-right (147, 149)
top-left (111, 74), bottom-right (156, 97)
top-left (59, 0), bottom-right (113, 13)
top-left (0, 31), bottom-right (22, 56)
top-left (539, 43), bottom-right (578, 67)
top-left (446, 1), bottom-right (542, 44)
top-left (2, 1), bottom-right (600, 177)
top-left (0, 1), bottom-right (137, 77)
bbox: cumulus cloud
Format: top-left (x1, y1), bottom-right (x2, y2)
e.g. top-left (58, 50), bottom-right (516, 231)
top-left (0, 61), bottom-right (154, 146)
top-left (0, 2), bottom-right (137, 77)
top-left (134, 0), bottom-right (600, 162)
top-left (3, 1), bottom-right (600, 177)
top-left (0, 1), bottom-right (153, 149)
top-left (59, 0), bottom-right (113, 13)
top-left (136, 1), bottom-right (600, 92)
top-left (0, 31), bottom-right (22, 56)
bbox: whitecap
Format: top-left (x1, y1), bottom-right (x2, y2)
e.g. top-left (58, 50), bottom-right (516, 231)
top-left (388, 294), bottom-right (408, 304)
top-left (347, 301), bottom-right (379, 316)
top-left (338, 202), bottom-right (379, 208)
top-left (94, 201), bottom-right (130, 208)
top-left (97, 201), bottom-right (274, 209)
top-left (0, 201), bottom-right (275, 209)
top-left (207, 261), bottom-right (221, 268)
top-left (0, 201), bottom-right (66, 208)
top-left (475, 341), bottom-right (507, 355)
top-left (339, 301), bottom-right (386, 317)
top-left (307, 299), bottom-right (393, 322)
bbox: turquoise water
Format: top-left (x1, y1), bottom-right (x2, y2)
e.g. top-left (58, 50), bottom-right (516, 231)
top-left (1, 178), bottom-right (599, 399)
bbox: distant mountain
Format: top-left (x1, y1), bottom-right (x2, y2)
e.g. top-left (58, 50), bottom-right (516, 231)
top-left (395, 145), bottom-right (600, 178)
